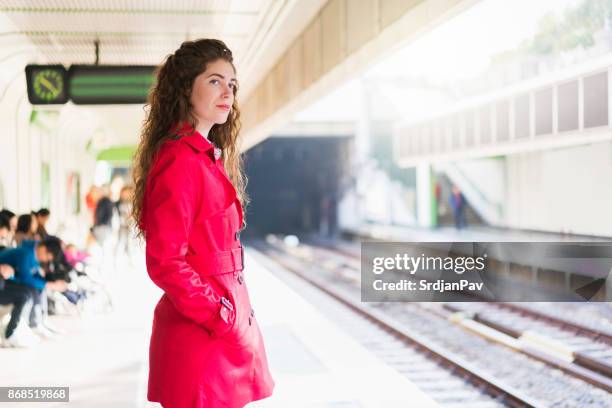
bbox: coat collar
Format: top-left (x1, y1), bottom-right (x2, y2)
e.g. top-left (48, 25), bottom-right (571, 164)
top-left (172, 122), bottom-right (221, 161)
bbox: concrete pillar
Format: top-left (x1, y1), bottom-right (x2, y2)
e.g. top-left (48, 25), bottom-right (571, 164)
top-left (416, 163), bottom-right (434, 228)
top-left (355, 78), bottom-right (371, 163)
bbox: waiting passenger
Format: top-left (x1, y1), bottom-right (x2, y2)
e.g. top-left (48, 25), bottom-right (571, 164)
top-left (14, 213), bottom-right (40, 246)
top-left (115, 186), bottom-right (134, 259)
top-left (64, 243), bottom-right (89, 269)
top-left (0, 214), bottom-right (11, 249)
top-left (449, 185), bottom-right (467, 230)
top-left (0, 263), bottom-right (37, 347)
top-left (0, 209), bottom-right (17, 231)
top-left (92, 185), bottom-right (115, 267)
top-left (0, 209), bottom-right (17, 248)
top-left (0, 238), bottom-right (68, 338)
top-left (43, 237), bottom-right (87, 306)
top-left (133, 38), bottom-right (274, 406)
top-left (93, 185), bottom-right (114, 242)
top-left (35, 208), bottom-right (51, 240)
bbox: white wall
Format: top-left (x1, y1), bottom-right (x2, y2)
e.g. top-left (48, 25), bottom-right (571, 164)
top-left (505, 140), bottom-right (612, 237)
top-left (0, 15), bottom-right (98, 245)
top-left (0, 90), bottom-right (99, 244)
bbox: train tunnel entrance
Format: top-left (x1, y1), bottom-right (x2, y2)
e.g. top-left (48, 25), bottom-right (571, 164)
top-left (243, 135), bottom-right (352, 238)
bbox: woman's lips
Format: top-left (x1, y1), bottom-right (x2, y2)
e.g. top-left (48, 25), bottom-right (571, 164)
top-left (216, 104), bottom-right (230, 111)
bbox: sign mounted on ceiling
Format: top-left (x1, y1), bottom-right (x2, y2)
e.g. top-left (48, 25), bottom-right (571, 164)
top-left (25, 64), bottom-right (156, 105)
top-left (69, 65), bottom-right (156, 105)
top-left (25, 65), bottom-right (69, 105)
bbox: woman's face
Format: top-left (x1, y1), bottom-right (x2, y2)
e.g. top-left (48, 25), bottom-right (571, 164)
top-left (38, 215), bottom-right (49, 226)
top-left (189, 59), bottom-right (237, 131)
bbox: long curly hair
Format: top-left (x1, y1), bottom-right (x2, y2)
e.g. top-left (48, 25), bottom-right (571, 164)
top-left (132, 39), bottom-right (248, 238)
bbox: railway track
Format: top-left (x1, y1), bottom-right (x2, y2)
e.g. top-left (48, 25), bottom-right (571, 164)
top-left (252, 237), bottom-right (612, 407)
top-left (252, 240), bottom-right (541, 407)
top-left (308, 237), bottom-right (612, 388)
top-left (443, 302), bottom-right (612, 384)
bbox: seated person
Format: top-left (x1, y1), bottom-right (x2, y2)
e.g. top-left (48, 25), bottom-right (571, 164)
top-left (64, 244), bottom-right (92, 278)
top-left (0, 264), bottom-right (36, 347)
top-left (34, 209), bottom-right (51, 240)
top-left (0, 210), bottom-right (17, 235)
top-left (14, 214), bottom-right (40, 247)
top-left (0, 210), bottom-right (17, 249)
top-left (0, 214), bottom-right (11, 249)
top-left (0, 238), bottom-right (67, 338)
top-left (43, 238), bottom-right (87, 306)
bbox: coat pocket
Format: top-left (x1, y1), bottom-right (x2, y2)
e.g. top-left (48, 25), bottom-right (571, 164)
top-left (222, 284), bottom-right (252, 346)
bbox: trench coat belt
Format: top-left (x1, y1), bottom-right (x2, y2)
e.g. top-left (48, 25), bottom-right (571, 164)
top-left (185, 247), bottom-right (244, 276)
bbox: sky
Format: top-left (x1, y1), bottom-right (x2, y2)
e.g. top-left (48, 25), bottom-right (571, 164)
top-left (294, 0), bottom-right (587, 122)
top-left (368, 0), bottom-right (586, 82)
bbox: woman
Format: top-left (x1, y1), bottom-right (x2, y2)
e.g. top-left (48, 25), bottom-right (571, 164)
top-left (0, 209), bottom-right (17, 248)
top-left (114, 186), bottom-right (133, 259)
top-left (34, 208), bottom-right (51, 240)
top-left (14, 214), bottom-right (39, 246)
top-left (132, 39), bottom-right (274, 408)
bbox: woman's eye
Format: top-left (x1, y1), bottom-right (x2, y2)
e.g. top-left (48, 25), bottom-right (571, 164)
top-left (209, 79), bottom-right (237, 90)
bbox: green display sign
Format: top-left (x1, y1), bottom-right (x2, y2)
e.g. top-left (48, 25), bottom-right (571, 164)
top-left (25, 65), bottom-right (69, 105)
top-left (69, 65), bottom-right (156, 105)
top-left (25, 64), bottom-right (156, 105)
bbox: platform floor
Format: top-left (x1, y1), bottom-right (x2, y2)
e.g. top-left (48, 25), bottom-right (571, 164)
top-left (346, 223), bottom-right (611, 242)
top-left (0, 247), bottom-right (438, 408)
top-left (0, 252), bottom-right (157, 408)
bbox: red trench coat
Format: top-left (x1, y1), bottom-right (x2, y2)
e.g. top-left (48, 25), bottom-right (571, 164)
top-left (142, 123), bottom-right (274, 407)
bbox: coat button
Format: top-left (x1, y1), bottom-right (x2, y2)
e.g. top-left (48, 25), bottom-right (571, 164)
top-left (235, 231), bottom-right (240, 241)
top-left (220, 297), bottom-right (233, 311)
top-left (248, 316), bottom-right (252, 326)
top-left (250, 308), bottom-right (254, 317)
top-left (237, 273), bottom-right (244, 284)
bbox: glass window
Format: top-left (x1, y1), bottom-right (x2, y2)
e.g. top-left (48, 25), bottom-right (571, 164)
top-left (442, 117), bottom-right (452, 152)
top-left (452, 113), bottom-right (462, 149)
top-left (535, 87), bottom-right (553, 135)
top-left (496, 100), bottom-right (510, 142)
top-left (421, 124), bottom-right (431, 154)
top-left (480, 106), bottom-right (492, 144)
top-left (411, 126), bottom-right (420, 156)
top-left (464, 110), bottom-right (475, 147)
top-left (431, 122), bottom-right (441, 152)
top-left (558, 80), bottom-right (579, 132)
top-left (514, 93), bottom-right (530, 138)
top-left (583, 71), bottom-right (608, 128)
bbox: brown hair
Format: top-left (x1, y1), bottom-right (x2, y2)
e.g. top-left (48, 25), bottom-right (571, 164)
top-left (132, 39), bottom-right (248, 238)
